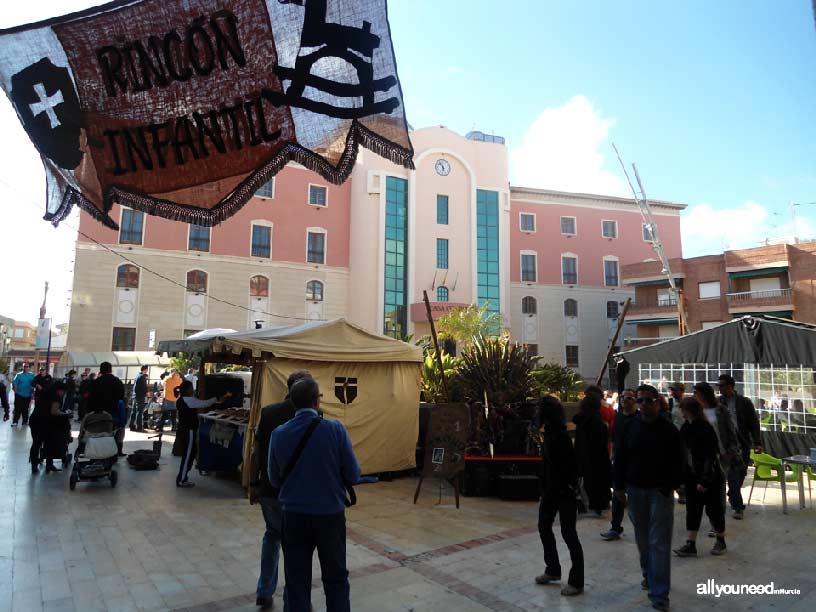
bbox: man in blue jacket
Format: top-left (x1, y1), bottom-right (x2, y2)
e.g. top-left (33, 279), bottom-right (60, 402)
top-left (269, 378), bottom-right (361, 612)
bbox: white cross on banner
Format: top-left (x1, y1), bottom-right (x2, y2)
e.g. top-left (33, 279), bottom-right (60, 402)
top-left (29, 83), bottom-right (63, 128)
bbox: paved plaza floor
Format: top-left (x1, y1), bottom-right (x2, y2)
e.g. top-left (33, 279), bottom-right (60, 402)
top-left (1, 421), bottom-right (814, 612)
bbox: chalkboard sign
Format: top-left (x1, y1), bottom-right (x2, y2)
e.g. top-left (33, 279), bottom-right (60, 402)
top-left (421, 403), bottom-right (469, 480)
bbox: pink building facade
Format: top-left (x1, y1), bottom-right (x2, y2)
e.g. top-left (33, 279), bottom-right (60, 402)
top-left (68, 126), bottom-right (685, 378)
top-left (508, 188), bottom-right (684, 377)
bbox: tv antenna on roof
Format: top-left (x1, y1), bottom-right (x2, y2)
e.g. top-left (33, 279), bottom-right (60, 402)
top-left (612, 143), bottom-right (688, 335)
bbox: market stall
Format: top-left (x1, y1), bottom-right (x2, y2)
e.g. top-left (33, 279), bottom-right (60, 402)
top-left (158, 319), bottom-right (424, 486)
top-left (616, 315), bottom-right (816, 456)
top-left (55, 351), bottom-right (171, 383)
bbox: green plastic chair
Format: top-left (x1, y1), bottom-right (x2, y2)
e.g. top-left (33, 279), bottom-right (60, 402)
top-left (806, 466), bottom-right (815, 507)
top-left (747, 451), bottom-right (802, 505)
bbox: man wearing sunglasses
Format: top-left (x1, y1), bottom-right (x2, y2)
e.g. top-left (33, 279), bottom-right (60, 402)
top-left (614, 384), bottom-right (685, 612)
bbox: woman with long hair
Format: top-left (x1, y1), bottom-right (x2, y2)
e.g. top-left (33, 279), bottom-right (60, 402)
top-left (535, 396), bottom-right (584, 597)
top-left (573, 392), bottom-right (612, 515)
top-left (174, 380), bottom-right (231, 488)
top-left (674, 397), bottom-right (727, 556)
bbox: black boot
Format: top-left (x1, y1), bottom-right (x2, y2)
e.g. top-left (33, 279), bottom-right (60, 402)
top-left (45, 462), bottom-right (61, 473)
top-left (31, 463), bottom-right (39, 474)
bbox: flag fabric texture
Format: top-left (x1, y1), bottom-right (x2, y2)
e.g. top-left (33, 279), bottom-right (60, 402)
top-left (0, 0), bottom-right (413, 228)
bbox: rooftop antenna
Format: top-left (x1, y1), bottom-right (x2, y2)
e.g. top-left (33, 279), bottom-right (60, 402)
top-left (612, 144), bottom-right (689, 335)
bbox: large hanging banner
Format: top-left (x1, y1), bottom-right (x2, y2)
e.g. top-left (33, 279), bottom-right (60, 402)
top-left (0, 0), bottom-right (413, 228)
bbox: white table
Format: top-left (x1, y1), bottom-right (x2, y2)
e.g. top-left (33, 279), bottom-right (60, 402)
top-left (780, 455), bottom-right (816, 514)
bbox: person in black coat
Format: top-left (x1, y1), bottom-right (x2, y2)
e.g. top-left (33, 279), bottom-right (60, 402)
top-left (674, 397), bottom-right (727, 557)
top-left (573, 392), bottom-right (612, 515)
top-left (535, 396), bottom-right (584, 597)
top-left (29, 380), bottom-right (70, 474)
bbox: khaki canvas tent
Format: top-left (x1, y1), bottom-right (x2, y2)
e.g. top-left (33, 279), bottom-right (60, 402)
top-left (158, 319), bottom-right (423, 486)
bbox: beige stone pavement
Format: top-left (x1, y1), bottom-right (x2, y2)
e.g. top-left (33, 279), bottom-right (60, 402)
top-left (1, 420), bottom-right (814, 612)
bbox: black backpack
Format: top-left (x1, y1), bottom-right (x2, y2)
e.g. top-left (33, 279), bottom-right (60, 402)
top-left (127, 449), bottom-right (160, 471)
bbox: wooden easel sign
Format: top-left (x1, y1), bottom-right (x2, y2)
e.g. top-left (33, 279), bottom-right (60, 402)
top-left (414, 403), bottom-right (468, 508)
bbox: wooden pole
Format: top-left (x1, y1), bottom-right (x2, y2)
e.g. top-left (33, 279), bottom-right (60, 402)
top-left (596, 298), bottom-right (632, 387)
top-left (423, 290), bottom-right (450, 403)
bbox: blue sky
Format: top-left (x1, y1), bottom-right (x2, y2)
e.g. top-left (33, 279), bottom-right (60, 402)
top-left (1, 0), bottom-right (815, 324)
top-left (389, 0), bottom-right (816, 252)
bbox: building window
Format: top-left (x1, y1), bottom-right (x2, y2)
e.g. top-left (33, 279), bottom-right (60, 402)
top-left (307, 231), bottom-right (326, 264)
top-left (188, 224), bottom-right (210, 252)
top-left (604, 259), bottom-right (619, 287)
top-left (562, 256), bottom-right (578, 284)
top-left (520, 213), bottom-right (536, 232)
top-left (306, 280), bottom-right (324, 301)
top-left (116, 264), bottom-right (139, 289)
top-left (698, 280), bottom-right (721, 299)
top-left (256, 179), bottom-right (274, 198)
top-left (642, 223), bottom-right (654, 242)
top-left (564, 298), bottom-right (578, 317)
top-left (606, 300), bottom-right (619, 319)
top-left (565, 345), bottom-right (579, 368)
top-left (522, 296), bottom-right (537, 315)
top-left (384, 177), bottom-right (408, 338)
top-left (477, 190), bottom-right (500, 321)
top-left (186, 270), bottom-right (207, 294)
top-left (251, 225), bottom-right (271, 258)
top-left (525, 343), bottom-right (539, 357)
top-left (437, 286), bottom-right (449, 302)
top-left (183, 329), bottom-right (201, 338)
top-left (111, 327), bottom-right (136, 351)
top-left (602, 220), bottom-right (618, 239)
top-left (560, 216), bottom-right (576, 235)
top-left (250, 275), bottom-right (269, 297)
top-left (309, 184), bottom-right (327, 207)
top-left (436, 238), bottom-right (449, 269)
top-left (437, 195), bottom-right (449, 224)
top-left (521, 253), bottom-right (537, 282)
top-left (119, 208), bottom-right (144, 245)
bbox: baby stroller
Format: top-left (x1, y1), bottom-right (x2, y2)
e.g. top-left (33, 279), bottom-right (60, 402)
top-left (70, 411), bottom-right (119, 490)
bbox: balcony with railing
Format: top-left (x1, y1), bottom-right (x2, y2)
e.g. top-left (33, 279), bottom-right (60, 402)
top-left (726, 288), bottom-right (793, 313)
top-left (623, 337), bottom-right (663, 347)
top-left (627, 297), bottom-right (679, 317)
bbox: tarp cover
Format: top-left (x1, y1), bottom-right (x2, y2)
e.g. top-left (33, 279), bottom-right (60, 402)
top-left (617, 315), bottom-right (816, 369)
top-left (0, 0), bottom-right (413, 229)
top-left (158, 318), bottom-right (424, 363)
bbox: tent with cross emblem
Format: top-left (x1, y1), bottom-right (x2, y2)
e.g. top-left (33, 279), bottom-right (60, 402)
top-left (158, 318), bottom-right (423, 484)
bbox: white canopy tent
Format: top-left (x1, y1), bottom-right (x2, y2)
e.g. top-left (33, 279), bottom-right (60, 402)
top-left (55, 351), bottom-right (171, 383)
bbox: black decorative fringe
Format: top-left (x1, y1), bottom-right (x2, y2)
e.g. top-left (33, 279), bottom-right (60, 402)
top-left (44, 186), bottom-right (119, 229)
top-left (51, 120), bottom-right (415, 229)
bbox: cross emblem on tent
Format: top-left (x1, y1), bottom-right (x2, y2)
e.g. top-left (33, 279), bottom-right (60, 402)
top-left (29, 83), bottom-right (63, 128)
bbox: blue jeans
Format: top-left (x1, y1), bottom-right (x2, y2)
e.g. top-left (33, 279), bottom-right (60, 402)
top-left (257, 496), bottom-right (284, 602)
top-left (727, 460), bottom-right (748, 512)
top-left (627, 486), bottom-right (674, 606)
top-left (283, 511), bottom-right (349, 612)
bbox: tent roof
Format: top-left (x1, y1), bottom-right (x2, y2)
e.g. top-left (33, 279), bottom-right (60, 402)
top-left (59, 351), bottom-right (171, 367)
top-left (157, 319), bottom-right (424, 363)
top-left (616, 315), bottom-right (816, 368)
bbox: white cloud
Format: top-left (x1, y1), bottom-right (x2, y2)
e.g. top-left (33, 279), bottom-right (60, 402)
top-left (510, 95), bottom-right (629, 197)
top-left (681, 201), bottom-right (815, 257)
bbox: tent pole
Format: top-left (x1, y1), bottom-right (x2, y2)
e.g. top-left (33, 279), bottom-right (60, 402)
top-left (423, 290), bottom-right (450, 403)
top-left (596, 298), bottom-right (632, 387)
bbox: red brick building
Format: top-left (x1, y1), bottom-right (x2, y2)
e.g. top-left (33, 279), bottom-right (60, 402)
top-left (621, 241), bottom-right (816, 346)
